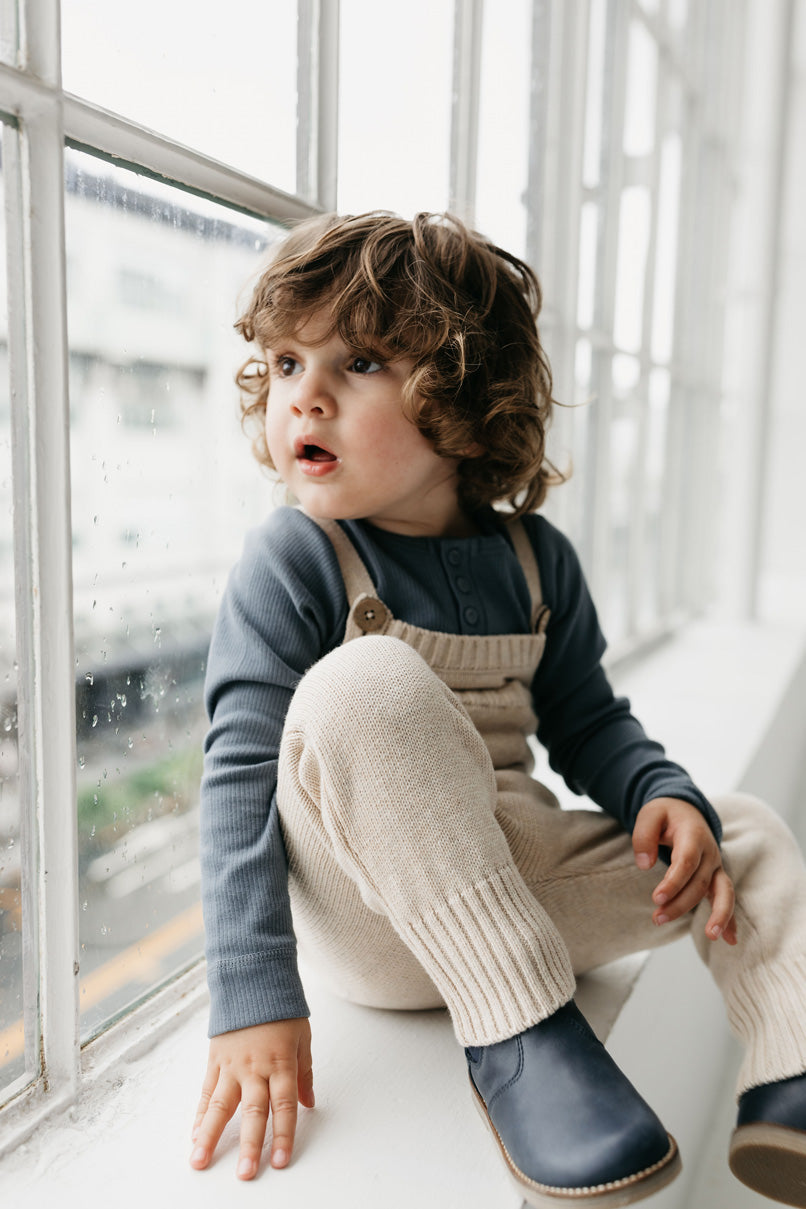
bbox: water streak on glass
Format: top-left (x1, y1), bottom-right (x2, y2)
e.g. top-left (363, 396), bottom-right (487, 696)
top-left (61, 0), bottom-right (298, 190)
top-left (64, 148), bottom-right (279, 1040)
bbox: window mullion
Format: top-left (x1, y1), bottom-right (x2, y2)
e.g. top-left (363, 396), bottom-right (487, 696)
top-left (297, 0), bottom-right (339, 212)
top-left (3, 119), bottom-right (41, 1101)
top-left (449, 0), bottom-right (483, 222)
top-left (14, 0), bottom-right (81, 1100)
top-left (587, 0), bottom-right (629, 605)
top-left (62, 94), bottom-right (320, 224)
top-left (20, 0), bottom-right (60, 86)
top-left (533, 0), bottom-right (591, 542)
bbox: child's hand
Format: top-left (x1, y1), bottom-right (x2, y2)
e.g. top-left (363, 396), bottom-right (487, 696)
top-left (190, 1017), bottom-right (314, 1180)
top-left (632, 797), bottom-right (738, 945)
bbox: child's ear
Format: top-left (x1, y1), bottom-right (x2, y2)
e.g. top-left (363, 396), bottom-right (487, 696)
top-left (461, 442), bottom-right (485, 458)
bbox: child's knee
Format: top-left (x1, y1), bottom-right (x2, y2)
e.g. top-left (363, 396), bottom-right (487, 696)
top-left (286, 634), bottom-right (455, 734)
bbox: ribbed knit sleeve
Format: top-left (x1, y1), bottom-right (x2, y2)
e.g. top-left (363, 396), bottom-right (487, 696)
top-left (200, 507), bottom-right (348, 1036)
top-left (526, 517), bottom-right (722, 842)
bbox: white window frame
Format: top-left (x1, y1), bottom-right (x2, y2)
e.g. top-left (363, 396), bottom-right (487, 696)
top-left (0, 0), bottom-right (750, 1148)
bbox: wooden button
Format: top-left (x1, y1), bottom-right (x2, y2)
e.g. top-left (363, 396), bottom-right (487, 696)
top-left (353, 596), bottom-right (388, 633)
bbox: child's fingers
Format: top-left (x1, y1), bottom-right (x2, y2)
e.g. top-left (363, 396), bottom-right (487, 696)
top-left (298, 1048), bottom-right (315, 1108)
top-left (652, 833), bottom-right (706, 908)
top-left (192, 1079), bottom-right (215, 1142)
top-left (234, 1076), bottom-right (271, 1180)
top-left (190, 1073), bottom-right (240, 1169)
top-left (631, 806), bottom-right (664, 870)
top-left (705, 867), bottom-right (738, 944)
top-left (268, 1060), bottom-right (302, 1169)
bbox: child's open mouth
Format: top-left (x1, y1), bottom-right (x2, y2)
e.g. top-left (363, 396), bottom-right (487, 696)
top-left (302, 444), bottom-right (337, 463)
top-left (294, 436), bottom-right (340, 475)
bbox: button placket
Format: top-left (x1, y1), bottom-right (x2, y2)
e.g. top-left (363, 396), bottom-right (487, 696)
top-left (440, 543), bottom-right (483, 633)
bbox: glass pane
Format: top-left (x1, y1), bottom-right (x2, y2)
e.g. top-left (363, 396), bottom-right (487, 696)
top-left (637, 368), bottom-right (670, 627)
top-left (0, 0), bottom-right (18, 65)
top-left (667, 0), bottom-right (689, 30)
top-left (61, 0), bottom-right (298, 192)
top-left (0, 136), bottom-right (28, 1097)
top-left (651, 131), bottom-right (682, 362)
top-left (582, 0), bottom-right (608, 189)
top-left (623, 19), bottom-right (658, 158)
top-left (605, 358), bottom-right (641, 643)
top-left (613, 186), bottom-right (650, 352)
top-left (475, 0), bottom-right (531, 256)
top-left (577, 201), bottom-right (599, 328)
top-left (65, 149), bottom-right (278, 1039)
top-left (337, 0), bottom-right (453, 217)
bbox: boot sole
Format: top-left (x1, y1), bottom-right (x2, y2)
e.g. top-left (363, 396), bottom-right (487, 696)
top-left (730, 1122), bottom-right (806, 1206)
top-left (469, 1076), bottom-right (681, 1208)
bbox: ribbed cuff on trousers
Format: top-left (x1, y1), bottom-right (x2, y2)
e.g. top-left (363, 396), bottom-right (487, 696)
top-left (728, 952), bottom-right (806, 1095)
top-left (402, 864), bottom-right (576, 1046)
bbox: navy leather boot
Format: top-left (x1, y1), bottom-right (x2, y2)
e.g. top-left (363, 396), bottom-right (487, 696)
top-left (730, 1070), bottom-right (806, 1206)
top-left (465, 1000), bottom-right (680, 1208)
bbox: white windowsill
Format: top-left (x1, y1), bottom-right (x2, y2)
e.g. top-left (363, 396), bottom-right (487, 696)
top-left (1, 617), bottom-right (804, 1209)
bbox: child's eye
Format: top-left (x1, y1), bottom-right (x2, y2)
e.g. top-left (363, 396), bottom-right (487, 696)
top-left (274, 355), bottom-right (301, 377)
top-left (349, 356), bottom-right (383, 375)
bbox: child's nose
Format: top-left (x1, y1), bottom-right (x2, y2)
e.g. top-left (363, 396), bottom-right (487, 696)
top-left (290, 372), bottom-right (336, 418)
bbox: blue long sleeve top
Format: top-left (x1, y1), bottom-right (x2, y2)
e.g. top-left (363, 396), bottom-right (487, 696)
top-left (200, 505), bottom-right (721, 1036)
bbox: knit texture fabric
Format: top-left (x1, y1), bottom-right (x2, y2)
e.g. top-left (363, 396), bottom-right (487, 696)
top-left (280, 635), bottom-right (576, 1046)
top-left (279, 631), bottom-right (806, 1084)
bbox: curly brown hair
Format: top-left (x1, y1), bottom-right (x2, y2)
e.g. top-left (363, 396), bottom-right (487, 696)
top-left (235, 211), bottom-right (564, 516)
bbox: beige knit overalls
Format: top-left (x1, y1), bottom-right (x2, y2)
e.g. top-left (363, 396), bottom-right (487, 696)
top-left (277, 518), bottom-right (806, 1094)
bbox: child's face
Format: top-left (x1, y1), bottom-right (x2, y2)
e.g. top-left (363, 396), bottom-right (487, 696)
top-left (263, 311), bottom-right (466, 536)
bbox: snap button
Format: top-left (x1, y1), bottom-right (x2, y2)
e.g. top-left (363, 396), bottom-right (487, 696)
top-left (446, 548), bottom-right (462, 567)
top-left (455, 575), bottom-right (471, 594)
top-left (463, 605), bottom-right (479, 626)
top-left (353, 596), bottom-right (388, 633)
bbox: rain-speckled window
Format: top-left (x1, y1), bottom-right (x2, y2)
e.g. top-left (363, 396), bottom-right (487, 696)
top-left (65, 150), bottom-right (280, 1038)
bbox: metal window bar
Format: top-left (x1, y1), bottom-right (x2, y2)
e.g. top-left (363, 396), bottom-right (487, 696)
top-left (4, 0), bottom-right (79, 1124)
top-left (585, 0), bottom-right (629, 607)
top-left (449, 0), bottom-right (483, 222)
top-left (622, 9), bottom-right (663, 640)
top-left (3, 119), bottom-right (40, 1106)
top-left (530, 0), bottom-right (590, 544)
top-left (297, 0), bottom-right (340, 211)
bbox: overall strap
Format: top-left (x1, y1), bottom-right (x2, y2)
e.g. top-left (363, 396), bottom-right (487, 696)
top-left (308, 516), bottom-right (378, 601)
top-left (507, 519), bottom-right (548, 633)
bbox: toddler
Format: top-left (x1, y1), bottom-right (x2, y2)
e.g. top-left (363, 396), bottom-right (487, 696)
top-left (189, 211), bottom-right (806, 1207)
